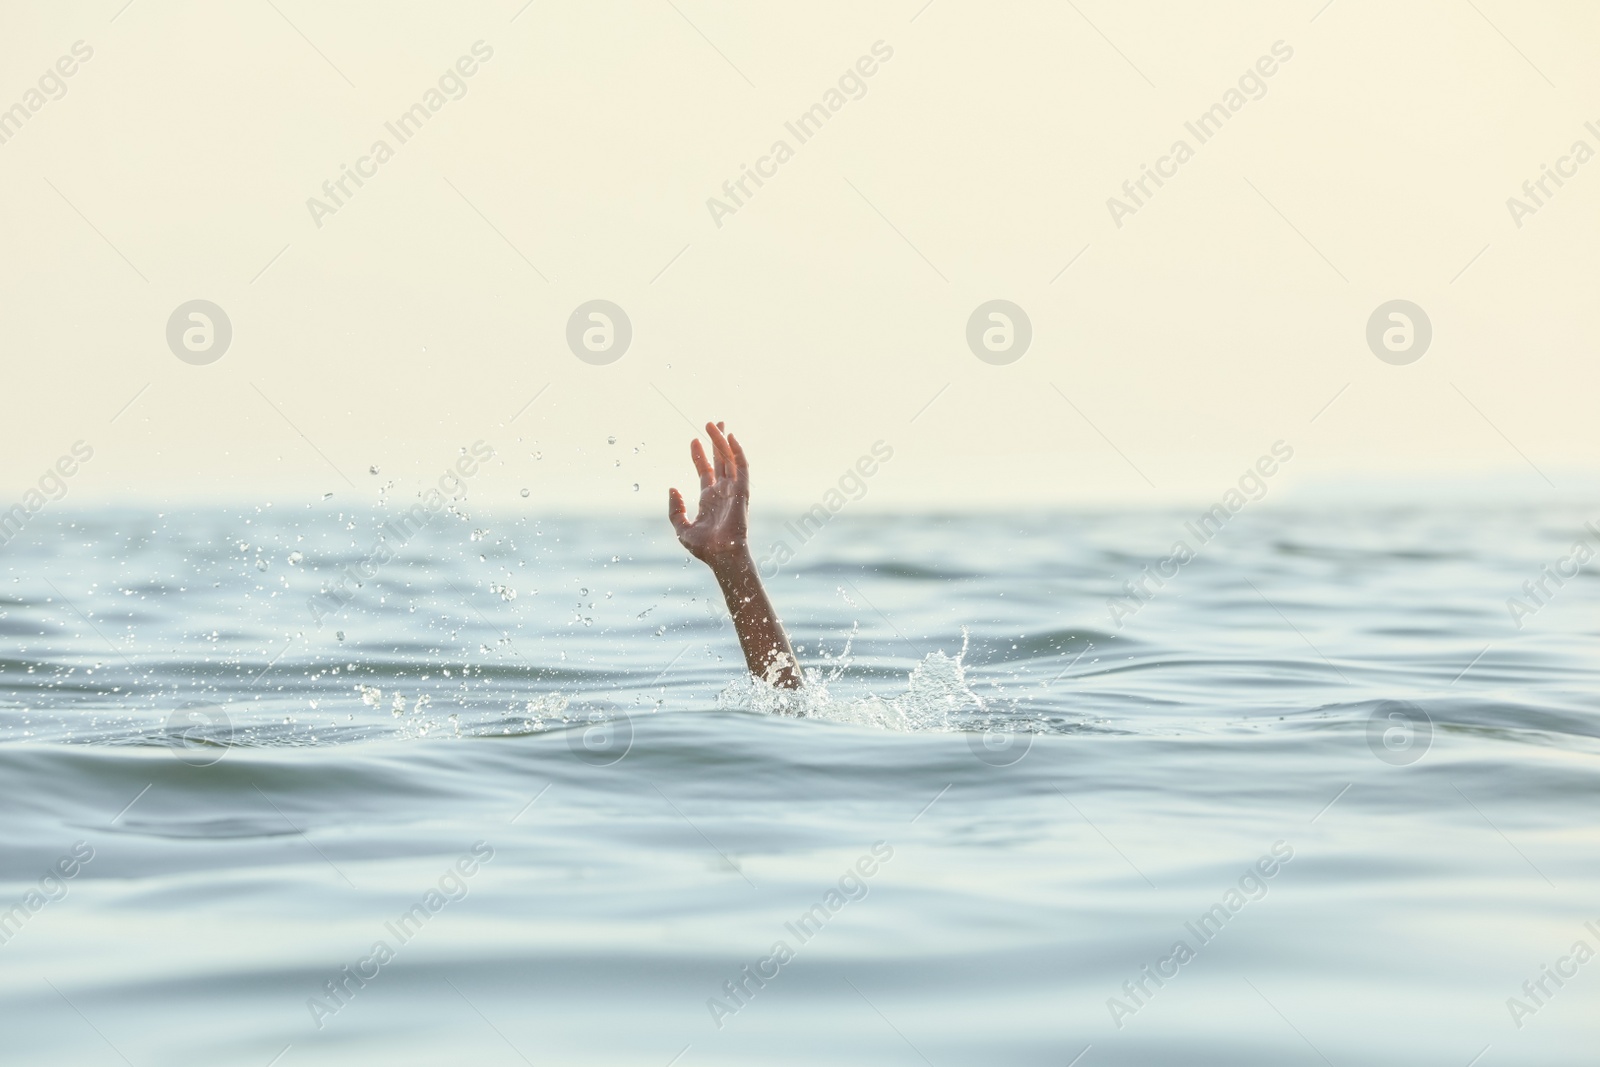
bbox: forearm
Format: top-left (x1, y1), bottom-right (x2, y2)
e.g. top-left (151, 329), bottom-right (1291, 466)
top-left (710, 551), bottom-right (801, 688)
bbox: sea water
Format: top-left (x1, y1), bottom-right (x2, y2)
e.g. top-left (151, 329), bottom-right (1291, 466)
top-left (0, 504), bottom-right (1596, 1064)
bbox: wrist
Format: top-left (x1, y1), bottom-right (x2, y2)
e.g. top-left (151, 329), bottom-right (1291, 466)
top-left (707, 546), bottom-right (758, 585)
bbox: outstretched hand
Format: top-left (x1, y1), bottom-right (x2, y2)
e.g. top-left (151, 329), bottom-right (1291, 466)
top-left (668, 421), bottom-right (749, 566)
top-left (666, 420), bottom-right (801, 689)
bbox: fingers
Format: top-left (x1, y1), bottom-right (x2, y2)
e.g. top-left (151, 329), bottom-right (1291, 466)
top-left (705, 421), bottom-right (735, 482)
top-left (667, 487), bottom-right (690, 535)
top-left (689, 438), bottom-right (714, 490)
top-left (727, 432), bottom-right (749, 485)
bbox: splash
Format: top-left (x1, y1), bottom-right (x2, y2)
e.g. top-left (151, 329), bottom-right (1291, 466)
top-left (716, 630), bottom-right (985, 732)
top-left (352, 685), bottom-right (451, 738)
top-left (523, 692), bottom-right (569, 731)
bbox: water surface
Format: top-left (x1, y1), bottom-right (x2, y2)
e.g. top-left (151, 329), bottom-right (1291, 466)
top-left (1, 504), bottom-right (1596, 1065)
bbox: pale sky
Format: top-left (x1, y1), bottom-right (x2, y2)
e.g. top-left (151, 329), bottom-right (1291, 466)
top-left (2, 0), bottom-right (1597, 513)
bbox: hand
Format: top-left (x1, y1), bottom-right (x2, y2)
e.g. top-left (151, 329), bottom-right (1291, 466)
top-left (668, 421), bottom-right (801, 689)
top-left (668, 421), bottom-right (750, 567)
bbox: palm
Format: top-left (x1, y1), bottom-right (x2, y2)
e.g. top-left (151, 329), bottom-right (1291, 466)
top-left (669, 422), bottom-right (750, 563)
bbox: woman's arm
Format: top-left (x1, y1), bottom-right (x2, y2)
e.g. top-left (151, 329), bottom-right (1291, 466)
top-left (668, 422), bottom-right (802, 688)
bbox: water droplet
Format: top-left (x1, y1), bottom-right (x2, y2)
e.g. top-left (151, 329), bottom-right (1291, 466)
top-left (336, 631), bottom-right (345, 641)
top-left (369, 465), bottom-right (380, 475)
top-left (520, 488), bottom-right (530, 498)
top-left (579, 588), bottom-right (589, 596)
top-left (323, 492), bottom-right (333, 500)
top-left (607, 436), bottom-right (616, 445)
top-left (255, 558), bottom-right (267, 571)
top-left (632, 483), bottom-right (639, 492)
top-left (287, 551), bottom-right (303, 564)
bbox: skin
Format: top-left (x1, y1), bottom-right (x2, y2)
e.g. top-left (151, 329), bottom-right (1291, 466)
top-left (668, 422), bottom-right (802, 689)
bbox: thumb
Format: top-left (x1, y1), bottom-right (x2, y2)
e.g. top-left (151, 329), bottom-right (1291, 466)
top-left (667, 487), bottom-right (690, 536)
